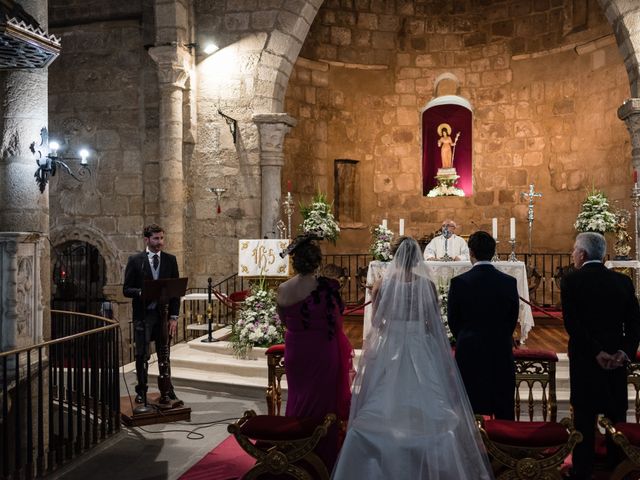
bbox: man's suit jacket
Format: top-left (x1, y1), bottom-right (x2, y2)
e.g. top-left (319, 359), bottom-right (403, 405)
top-left (448, 264), bottom-right (520, 418)
top-left (123, 251), bottom-right (180, 324)
top-left (561, 262), bottom-right (640, 412)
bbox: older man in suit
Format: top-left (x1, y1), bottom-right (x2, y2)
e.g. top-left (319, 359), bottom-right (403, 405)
top-left (123, 223), bottom-right (181, 406)
top-left (561, 232), bottom-right (640, 479)
top-left (448, 230), bottom-right (519, 419)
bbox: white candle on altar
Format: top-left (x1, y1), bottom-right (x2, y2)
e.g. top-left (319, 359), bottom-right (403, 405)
top-left (492, 218), bottom-right (498, 239)
top-left (399, 219), bottom-right (405, 235)
top-left (510, 217), bottom-right (516, 240)
top-left (382, 219), bottom-right (387, 229)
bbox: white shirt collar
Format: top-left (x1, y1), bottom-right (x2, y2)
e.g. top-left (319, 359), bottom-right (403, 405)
top-left (582, 259), bottom-right (602, 266)
top-left (146, 249), bottom-right (160, 258)
top-left (473, 260), bottom-right (493, 267)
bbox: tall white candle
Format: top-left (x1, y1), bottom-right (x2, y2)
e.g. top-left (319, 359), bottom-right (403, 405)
top-left (399, 219), bottom-right (405, 235)
top-left (492, 218), bottom-right (498, 239)
top-left (510, 217), bottom-right (516, 240)
top-left (382, 219), bottom-right (387, 229)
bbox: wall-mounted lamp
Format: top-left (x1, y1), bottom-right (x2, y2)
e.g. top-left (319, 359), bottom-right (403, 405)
top-left (207, 187), bottom-right (227, 214)
top-left (203, 43), bottom-right (218, 55)
top-left (217, 109), bottom-right (238, 144)
top-left (31, 128), bottom-right (92, 193)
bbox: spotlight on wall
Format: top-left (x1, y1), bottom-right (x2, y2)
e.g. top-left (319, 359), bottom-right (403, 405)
top-left (203, 43), bottom-right (219, 55)
top-left (31, 128), bottom-right (92, 193)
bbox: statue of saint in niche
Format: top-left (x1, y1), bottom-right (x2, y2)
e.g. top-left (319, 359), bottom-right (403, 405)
top-left (437, 123), bottom-right (460, 170)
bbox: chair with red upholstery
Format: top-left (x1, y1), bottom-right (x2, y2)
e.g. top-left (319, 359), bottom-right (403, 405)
top-left (477, 416), bottom-right (582, 480)
top-left (513, 348), bottom-right (559, 422)
top-left (599, 416), bottom-right (640, 480)
top-left (627, 351), bottom-right (640, 423)
top-left (265, 344), bottom-right (286, 416)
top-left (228, 409), bottom-right (336, 480)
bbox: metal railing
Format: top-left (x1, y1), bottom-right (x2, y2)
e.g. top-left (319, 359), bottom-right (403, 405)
top-left (1, 310), bottom-right (120, 479)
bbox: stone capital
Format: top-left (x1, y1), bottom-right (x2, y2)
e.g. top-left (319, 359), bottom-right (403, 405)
top-left (252, 113), bottom-right (297, 153)
top-left (618, 98), bottom-right (640, 170)
top-left (148, 45), bottom-right (190, 88)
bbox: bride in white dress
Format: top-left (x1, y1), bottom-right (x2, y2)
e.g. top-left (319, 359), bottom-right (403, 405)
top-left (332, 237), bottom-right (494, 479)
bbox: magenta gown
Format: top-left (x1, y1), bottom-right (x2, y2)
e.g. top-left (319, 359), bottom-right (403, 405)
top-left (277, 277), bottom-right (354, 470)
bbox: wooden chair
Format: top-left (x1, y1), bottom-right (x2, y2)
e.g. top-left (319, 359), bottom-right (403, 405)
top-left (513, 349), bottom-right (558, 422)
top-left (599, 417), bottom-right (640, 480)
top-left (265, 344), bottom-right (286, 416)
top-left (627, 352), bottom-right (640, 423)
top-left (477, 416), bottom-right (582, 480)
top-left (228, 409), bottom-right (336, 480)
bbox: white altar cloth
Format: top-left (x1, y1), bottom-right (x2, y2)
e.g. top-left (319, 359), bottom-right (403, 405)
top-left (363, 260), bottom-right (535, 342)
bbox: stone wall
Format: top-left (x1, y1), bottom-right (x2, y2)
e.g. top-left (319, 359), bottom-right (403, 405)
top-left (284, 0), bottom-right (632, 253)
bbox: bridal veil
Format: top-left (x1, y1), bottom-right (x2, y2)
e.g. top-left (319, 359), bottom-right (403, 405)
top-left (332, 237), bottom-right (494, 479)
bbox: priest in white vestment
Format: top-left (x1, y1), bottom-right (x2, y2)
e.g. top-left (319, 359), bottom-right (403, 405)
top-left (423, 220), bottom-right (470, 261)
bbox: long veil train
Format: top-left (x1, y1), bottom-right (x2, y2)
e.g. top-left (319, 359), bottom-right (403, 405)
top-left (332, 237), bottom-right (494, 479)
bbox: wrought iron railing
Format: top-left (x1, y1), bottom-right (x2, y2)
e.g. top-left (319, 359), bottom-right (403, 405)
top-left (1, 310), bottom-right (120, 479)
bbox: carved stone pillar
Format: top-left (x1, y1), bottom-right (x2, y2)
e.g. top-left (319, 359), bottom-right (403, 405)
top-left (253, 114), bottom-right (297, 238)
top-left (619, 98), bottom-right (640, 173)
top-left (0, 233), bottom-right (44, 351)
top-left (0, 0), bottom-right (51, 349)
top-left (148, 46), bottom-right (189, 270)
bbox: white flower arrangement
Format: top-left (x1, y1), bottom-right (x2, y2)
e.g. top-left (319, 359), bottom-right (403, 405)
top-left (300, 192), bottom-right (340, 242)
top-left (231, 280), bottom-right (284, 358)
top-left (370, 225), bottom-right (394, 261)
top-left (437, 279), bottom-right (455, 345)
top-left (427, 184), bottom-right (465, 197)
top-left (574, 190), bottom-right (617, 234)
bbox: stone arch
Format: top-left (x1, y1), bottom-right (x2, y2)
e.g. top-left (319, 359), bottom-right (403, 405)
top-left (49, 225), bottom-right (122, 288)
top-left (251, 0), bottom-right (324, 113)
top-left (598, 0), bottom-right (640, 96)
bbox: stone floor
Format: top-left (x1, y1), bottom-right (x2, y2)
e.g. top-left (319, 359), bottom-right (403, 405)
top-left (42, 372), bottom-right (266, 480)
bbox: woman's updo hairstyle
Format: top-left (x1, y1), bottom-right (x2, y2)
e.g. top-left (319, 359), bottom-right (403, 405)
top-left (390, 235), bottom-right (410, 256)
top-left (292, 240), bottom-right (322, 274)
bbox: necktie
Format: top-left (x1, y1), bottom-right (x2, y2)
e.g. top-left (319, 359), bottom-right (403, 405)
top-left (152, 254), bottom-right (159, 270)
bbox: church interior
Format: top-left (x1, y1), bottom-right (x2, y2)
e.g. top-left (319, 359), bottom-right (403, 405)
top-left (3, 0), bottom-right (640, 478)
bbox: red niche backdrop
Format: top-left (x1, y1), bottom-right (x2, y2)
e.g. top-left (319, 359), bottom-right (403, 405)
top-left (421, 95), bottom-right (473, 196)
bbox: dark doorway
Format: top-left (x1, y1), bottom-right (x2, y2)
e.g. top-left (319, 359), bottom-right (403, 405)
top-left (51, 240), bottom-right (107, 316)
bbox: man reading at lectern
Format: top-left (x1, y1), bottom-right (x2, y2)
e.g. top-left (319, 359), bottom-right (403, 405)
top-left (423, 219), bottom-right (469, 261)
top-left (123, 223), bottom-right (180, 405)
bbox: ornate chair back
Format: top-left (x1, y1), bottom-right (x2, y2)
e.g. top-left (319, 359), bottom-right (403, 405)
top-left (513, 349), bottom-right (558, 422)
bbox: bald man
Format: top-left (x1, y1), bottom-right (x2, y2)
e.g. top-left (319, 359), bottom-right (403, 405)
top-left (423, 219), bottom-right (469, 261)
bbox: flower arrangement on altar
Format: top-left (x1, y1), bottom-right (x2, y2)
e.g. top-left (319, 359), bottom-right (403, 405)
top-left (231, 279), bottom-right (284, 358)
top-left (437, 278), bottom-right (455, 345)
top-left (300, 192), bottom-right (340, 242)
top-left (427, 178), bottom-right (465, 198)
top-left (370, 225), bottom-right (394, 261)
top-left (574, 190), bottom-right (617, 234)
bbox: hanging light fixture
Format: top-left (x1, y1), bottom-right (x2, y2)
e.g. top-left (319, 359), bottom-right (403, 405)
top-left (207, 187), bottom-right (227, 214)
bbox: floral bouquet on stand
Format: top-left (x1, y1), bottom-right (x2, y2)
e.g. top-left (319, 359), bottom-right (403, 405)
top-left (574, 190), bottom-right (617, 234)
top-left (437, 278), bottom-right (455, 345)
top-left (370, 225), bottom-right (394, 261)
top-left (231, 279), bottom-right (284, 358)
top-left (300, 192), bottom-right (340, 242)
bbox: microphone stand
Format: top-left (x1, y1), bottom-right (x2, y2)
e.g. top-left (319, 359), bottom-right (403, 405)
top-left (201, 277), bottom-right (218, 343)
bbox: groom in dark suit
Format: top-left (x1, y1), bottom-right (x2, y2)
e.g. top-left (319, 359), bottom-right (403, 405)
top-left (561, 232), bottom-right (640, 479)
top-left (123, 223), bottom-right (181, 405)
top-left (448, 230), bottom-right (519, 419)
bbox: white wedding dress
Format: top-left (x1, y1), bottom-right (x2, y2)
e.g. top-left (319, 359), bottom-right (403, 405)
top-left (332, 238), bottom-right (494, 480)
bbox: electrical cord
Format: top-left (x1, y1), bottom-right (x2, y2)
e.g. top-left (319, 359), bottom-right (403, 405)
top-left (117, 324), bottom-right (243, 440)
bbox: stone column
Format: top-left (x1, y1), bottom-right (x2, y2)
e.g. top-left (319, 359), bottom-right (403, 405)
top-left (148, 46), bottom-right (189, 270)
top-left (253, 114), bottom-right (297, 238)
top-left (619, 98), bottom-right (640, 173)
top-left (0, 0), bottom-right (50, 348)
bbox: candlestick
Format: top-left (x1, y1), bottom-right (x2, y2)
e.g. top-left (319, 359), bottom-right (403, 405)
top-left (492, 218), bottom-right (498, 239)
top-left (508, 239), bottom-right (517, 262)
top-left (282, 191), bottom-right (295, 238)
top-left (510, 217), bottom-right (516, 240)
top-left (382, 219), bottom-right (387, 229)
top-left (492, 240), bottom-right (500, 262)
top-left (399, 219), bottom-right (405, 235)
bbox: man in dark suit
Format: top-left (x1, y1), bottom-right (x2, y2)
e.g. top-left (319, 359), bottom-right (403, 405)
top-left (448, 230), bottom-right (520, 419)
top-left (123, 223), bottom-right (181, 405)
top-left (561, 232), bottom-right (640, 479)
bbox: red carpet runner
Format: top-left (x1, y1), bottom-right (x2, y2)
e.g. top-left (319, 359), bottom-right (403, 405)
top-left (179, 436), bottom-right (254, 480)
